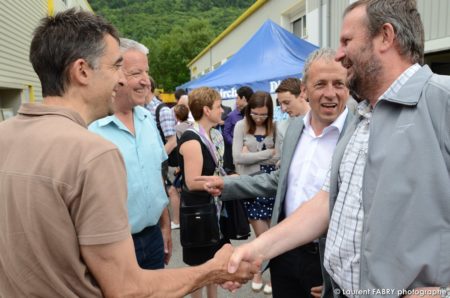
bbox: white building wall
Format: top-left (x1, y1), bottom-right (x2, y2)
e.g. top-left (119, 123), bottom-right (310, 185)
top-left (418, 0), bottom-right (450, 53)
top-left (0, 0), bottom-right (46, 109)
top-left (191, 0), bottom-right (308, 79)
top-left (324, 0), bottom-right (450, 52)
top-left (54, 0), bottom-right (91, 12)
top-left (190, 0), bottom-right (450, 80)
top-left (0, 0), bottom-right (92, 118)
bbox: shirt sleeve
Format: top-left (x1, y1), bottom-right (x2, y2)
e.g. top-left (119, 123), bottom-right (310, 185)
top-left (159, 106), bottom-right (176, 138)
top-left (232, 120), bottom-right (274, 165)
top-left (73, 149), bottom-right (130, 245)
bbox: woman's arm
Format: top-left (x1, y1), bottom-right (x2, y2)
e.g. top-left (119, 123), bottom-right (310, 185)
top-left (232, 121), bottom-right (273, 165)
top-left (179, 139), bottom-right (205, 191)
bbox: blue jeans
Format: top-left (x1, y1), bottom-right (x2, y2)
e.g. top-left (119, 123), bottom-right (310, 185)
top-left (132, 225), bottom-right (164, 269)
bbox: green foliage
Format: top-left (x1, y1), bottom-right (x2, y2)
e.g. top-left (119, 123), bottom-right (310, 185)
top-left (90, 0), bottom-right (254, 91)
top-left (144, 19), bottom-right (215, 90)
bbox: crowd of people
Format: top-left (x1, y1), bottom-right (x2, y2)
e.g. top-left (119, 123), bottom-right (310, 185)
top-left (0, 0), bottom-right (449, 297)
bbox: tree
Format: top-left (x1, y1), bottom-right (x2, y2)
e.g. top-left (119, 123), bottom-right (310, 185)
top-left (90, 0), bottom-right (254, 91)
top-left (145, 18), bottom-right (214, 91)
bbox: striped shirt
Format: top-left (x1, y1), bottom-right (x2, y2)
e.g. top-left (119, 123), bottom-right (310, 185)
top-left (322, 63), bottom-right (421, 294)
top-left (145, 97), bottom-right (176, 137)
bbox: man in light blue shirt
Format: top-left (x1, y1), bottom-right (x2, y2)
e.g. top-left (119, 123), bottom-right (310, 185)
top-left (89, 38), bottom-right (171, 269)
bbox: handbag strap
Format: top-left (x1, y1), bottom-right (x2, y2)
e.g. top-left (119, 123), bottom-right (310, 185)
top-left (187, 124), bottom-right (226, 176)
top-left (185, 124), bottom-right (225, 221)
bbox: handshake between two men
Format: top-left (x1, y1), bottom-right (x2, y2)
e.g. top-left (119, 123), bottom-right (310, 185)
top-left (196, 175), bottom-right (271, 293)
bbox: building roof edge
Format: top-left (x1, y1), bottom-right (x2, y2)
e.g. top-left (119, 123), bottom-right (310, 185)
top-left (187, 0), bottom-right (268, 67)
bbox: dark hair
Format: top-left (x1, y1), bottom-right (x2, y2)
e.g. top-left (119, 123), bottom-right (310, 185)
top-left (30, 9), bottom-right (119, 97)
top-left (275, 78), bottom-right (302, 96)
top-left (237, 86), bottom-right (254, 101)
top-left (244, 91), bottom-right (274, 136)
top-left (174, 104), bottom-right (189, 122)
top-left (188, 87), bottom-right (221, 121)
top-left (344, 0), bottom-right (424, 64)
top-left (174, 89), bottom-right (187, 101)
top-left (149, 76), bottom-right (156, 93)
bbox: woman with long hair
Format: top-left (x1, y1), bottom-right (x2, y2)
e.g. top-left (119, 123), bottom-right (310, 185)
top-left (232, 91), bottom-right (278, 294)
top-left (178, 87), bottom-right (229, 298)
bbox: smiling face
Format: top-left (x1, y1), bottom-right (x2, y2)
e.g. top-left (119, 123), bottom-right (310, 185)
top-left (89, 34), bottom-right (125, 119)
top-left (335, 5), bottom-right (382, 101)
top-left (115, 49), bottom-right (150, 109)
top-left (303, 58), bottom-right (349, 132)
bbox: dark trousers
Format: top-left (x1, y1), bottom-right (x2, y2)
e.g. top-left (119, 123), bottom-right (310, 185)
top-left (270, 242), bottom-right (323, 298)
top-left (132, 225), bottom-right (164, 270)
top-left (223, 142), bottom-right (235, 173)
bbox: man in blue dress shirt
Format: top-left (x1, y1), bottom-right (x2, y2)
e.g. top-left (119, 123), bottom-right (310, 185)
top-left (89, 38), bottom-right (171, 269)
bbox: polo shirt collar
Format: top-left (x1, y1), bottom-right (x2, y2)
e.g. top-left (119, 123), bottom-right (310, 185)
top-left (96, 106), bottom-right (148, 128)
top-left (18, 103), bottom-right (87, 127)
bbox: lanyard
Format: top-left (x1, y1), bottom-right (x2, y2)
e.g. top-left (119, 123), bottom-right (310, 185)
top-left (188, 124), bottom-right (226, 176)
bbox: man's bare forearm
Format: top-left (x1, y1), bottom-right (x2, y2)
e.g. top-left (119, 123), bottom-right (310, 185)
top-left (164, 135), bottom-right (177, 154)
top-left (82, 239), bottom-right (256, 298)
top-left (254, 190), bottom-right (330, 261)
top-left (138, 258), bottom-right (233, 297)
top-left (159, 207), bottom-right (170, 230)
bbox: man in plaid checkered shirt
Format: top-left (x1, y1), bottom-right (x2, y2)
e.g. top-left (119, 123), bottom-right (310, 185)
top-left (201, 1), bottom-right (450, 297)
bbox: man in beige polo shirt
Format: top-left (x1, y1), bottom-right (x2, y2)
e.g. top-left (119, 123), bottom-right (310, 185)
top-left (0, 9), bottom-right (256, 297)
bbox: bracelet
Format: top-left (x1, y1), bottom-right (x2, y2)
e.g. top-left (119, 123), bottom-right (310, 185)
top-left (440, 286), bottom-right (450, 298)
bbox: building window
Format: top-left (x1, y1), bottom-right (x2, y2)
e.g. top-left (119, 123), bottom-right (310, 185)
top-left (293, 16), bottom-right (307, 38)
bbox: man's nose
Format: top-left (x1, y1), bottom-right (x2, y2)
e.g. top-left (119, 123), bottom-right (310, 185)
top-left (335, 47), bottom-right (345, 62)
top-left (141, 73), bottom-right (150, 86)
top-left (323, 84), bottom-right (337, 98)
top-left (117, 68), bottom-right (126, 86)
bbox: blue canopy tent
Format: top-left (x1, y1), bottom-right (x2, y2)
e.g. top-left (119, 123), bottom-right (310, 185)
top-left (178, 19), bottom-right (319, 99)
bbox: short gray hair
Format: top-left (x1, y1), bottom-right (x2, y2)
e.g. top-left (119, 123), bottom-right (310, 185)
top-left (302, 48), bottom-right (337, 85)
top-left (119, 38), bottom-right (149, 55)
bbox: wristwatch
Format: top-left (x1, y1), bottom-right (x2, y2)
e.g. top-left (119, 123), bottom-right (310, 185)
top-left (441, 286), bottom-right (450, 298)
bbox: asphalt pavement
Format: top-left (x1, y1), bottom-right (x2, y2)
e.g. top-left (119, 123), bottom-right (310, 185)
top-left (167, 226), bottom-right (273, 298)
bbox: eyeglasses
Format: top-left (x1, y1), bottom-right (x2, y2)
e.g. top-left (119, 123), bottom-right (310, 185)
top-left (250, 113), bottom-right (269, 119)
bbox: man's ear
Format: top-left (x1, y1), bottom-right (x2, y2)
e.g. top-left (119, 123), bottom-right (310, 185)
top-left (301, 84), bottom-right (309, 102)
top-left (69, 58), bottom-right (91, 86)
top-left (379, 23), bottom-right (396, 52)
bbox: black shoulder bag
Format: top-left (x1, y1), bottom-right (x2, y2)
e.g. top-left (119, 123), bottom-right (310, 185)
top-left (179, 128), bottom-right (221, 248)
top-left (180, 188), bottom-right (220, 248)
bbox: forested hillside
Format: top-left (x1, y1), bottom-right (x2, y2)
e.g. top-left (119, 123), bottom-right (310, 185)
top-left (90, 0), bottom-right (255, 91)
